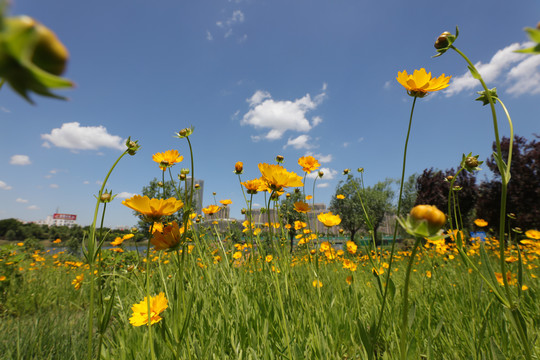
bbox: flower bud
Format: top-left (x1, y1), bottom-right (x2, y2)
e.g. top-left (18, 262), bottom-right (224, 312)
top-left (446, 175), bottom-right (454, 182)
top-left (0, 16), bottom-right (73, 102)
top-left (343, 169), bottom-right (350, 175)
top-left (234, 161), bottom-right (243, 174)
top-left (157, 181), bottom-right (164, 187)
top-left (434, 32), bottom-right (451, 49)
top-left (213, 192), bottom-right (217, 196)
top-left (357, 168), bottom-right (364, 173)
top-left (125, 137), bottom-right (141, 155)
top-left (179, 174), bottom-right (186, 181)
top-left (276, 155), bottom-right (284, 163)
top-left (318, 171), bottom-right (324, 178)
top-left (175, 127), bottom-right (194, 138)
top-left (241, 208), bottom-right (246, 215)
top-left (465, 156), bottom-right (478, 168)
top-left (194, 184), bottom-right (200, 189)
top-left (286, 193), bottom-right (291, 198)
top-left (410, 205), bottom-right (446, 236)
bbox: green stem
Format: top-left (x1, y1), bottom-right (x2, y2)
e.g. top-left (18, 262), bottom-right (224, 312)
top-left (374, 95), bottom-right (417, 343)
top-left (146, 224), bottom-right (156, 360)
top-left (399, 236), bottom-right (422, 360)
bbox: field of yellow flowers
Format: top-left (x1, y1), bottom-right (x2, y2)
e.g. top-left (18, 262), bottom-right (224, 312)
top-left (1, 16), bottom-right (540, 359)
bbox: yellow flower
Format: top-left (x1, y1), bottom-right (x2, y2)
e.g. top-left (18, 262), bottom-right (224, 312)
top-left (426, 271), bottom-right (432, 278)
top-left (319, 241), bottom-right (331, 252)
top-left (312, 279), bottom-right (323, 288)
top-left (317, 212), bottom-right (342, 227)
top-left (53, 238), bottom-right (62, 244)
top-left (17, 242), bottom-right (24, 247)
top-left (294, 201), bottom-right (310, 213)
top-left (71, 274), bottom-right (84, 290)
top-left (241, 178), bottom-right (264, 194)
top-left (220, 199), bottom-right (233, 206)
top-left (265, 255), bottom-right (273, 263)
top-left (396, 68), bottom-right (451, 98)
top-left (474, 219), bottom-right (488, 227)
top-left (152, 150), bottom-right (183, 171)
top-left (234, 161), bottom-right (243, 174)
top-left (298, 156), bottom-right (320, 173)
top-left (294, 221), bottom-right (307, 230)
top-left (336, 194), bottom-right (345, 200)
top-left (346, 240), bottom-right (357, 254)
top-left (233, 251), bottom-right (242, 260)
top-left (110, 237), bottom-right (124, 246)
top-left (494, 271), bottom-right (517, 287)
top-left (151, 221), bottom-right (187, 250)
top-left (525, 229), bottom-right (540, 240)
top-left (346, 276), bottom-right (353, 285)
top-left (305, 195), bottom-right (313, 200)
top-left (258, 163), bottom-right (303, 192)
top-left (129, 292), bottom-right (168, 327)
top-left (122, 195), bottom-right (184, 222)
top-left (202, 205), bottom-right (221, 216)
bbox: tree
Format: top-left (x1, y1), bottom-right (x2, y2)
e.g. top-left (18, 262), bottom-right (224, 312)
top-left (415, 167), bottom-right (477, 225)
top-left (398, 174), bottom-right (418, 217)
top-left (330, 176), bottom-right (395, 242)
top-left (476, 135), bottom-right (540, 230)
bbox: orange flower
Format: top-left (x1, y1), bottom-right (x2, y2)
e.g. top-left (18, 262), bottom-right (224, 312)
top-left (258, 163), bottom-right (303, 192)
top-left (234, 161), bottom-right (243, 174)
top-left (317, 212), bottom-right (342, 227)
top-left (219, 199), bottom-right (233, 206)
top-left (53, 238), bottom-right (62, 244)
top-left (396, 68), bottom-right (451, 98)
top-left (298, 156), bottom-right (320, 174)
top-left (241, 178), bottom-right (264, 194)
top-left (294, 201), bottom-right (310, 213)
top-left (336, 194), bottom-right (345, 200)
top-left (152, 150), bottom-right (183, 171)
top-left (122, 195), bottom-right (184, 222)
top-left (525, 229), bottom-right (540, 240)
top-left (151, 221), bottom-right (188, 250)
top-left (474, 219), bottom-right (488, 227)
top-left (202, 205), bottom-right (221, 216)
top-left (312, 279), bottom-right (323, 288)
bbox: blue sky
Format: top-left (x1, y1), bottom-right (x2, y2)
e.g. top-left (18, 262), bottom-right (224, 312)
top-left (1, 0), bottom-right (539, 228)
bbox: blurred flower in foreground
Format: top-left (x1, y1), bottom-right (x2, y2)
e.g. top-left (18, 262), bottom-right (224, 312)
top-left (398, 204), bottom-right (446, 238)
top-left (336, 194), bottom-right (345, 200)
top-left (396, 68), bottom-right (451, 98)
top-left (129, 292), bottom-right (168, 326)
top-left (122, 195), bottom-right (183, 222)
top-left (0, 15), bottom-right (73, 103)
top-left (53, 238), bottom-right (61, 244)
top-left (152, 150), bottom-right (183, 171)
top-left (312, 279), bottom-right (323, 288)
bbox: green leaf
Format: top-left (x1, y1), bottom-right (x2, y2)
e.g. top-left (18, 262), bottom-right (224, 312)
top-left (489, 338), bottom-right (506, 360)
top-left (467, 65), bottom-right (481, 80)
top-left (525, 27), bottom-right (540, 43)
top-left (99, 288), bottom-right (116, 334)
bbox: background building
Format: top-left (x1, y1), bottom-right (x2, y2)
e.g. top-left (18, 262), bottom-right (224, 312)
top-left (185, 178), bottom-right (204, 214)
top-left (37, 213), bottom-right (77, 227)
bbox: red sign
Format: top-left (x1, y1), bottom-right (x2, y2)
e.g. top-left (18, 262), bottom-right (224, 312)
top-left (53, 213), bottom-right (77, 221)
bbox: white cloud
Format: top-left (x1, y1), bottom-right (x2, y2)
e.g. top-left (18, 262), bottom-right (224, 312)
top-left (216, 10), bottom-right (245, 39)
top-left (305, 152), bottom-right (332, 163)
top-left (307, 167), bottom-right (338, 180)
top-left (116, 191), bottom-right (135, 199)
top-left (44, 175), bottom-right (52, 179)
top-left (283, 135), bottom-right (314, 150)
top-left (27, 205), bottom-right (39, 210)
top-left (384, 81), bottom-right (392, 90)
top-left (206, 30), bottom-right (213, 41)
top-left (343, 142), bottom-right (350, 148)
top-left (41, 122), bottom-right (125, 151)
top-left (316, 182), bottom-right (330, 188)
top-left (242, 87), bottom-right (326, 140)
top-left (10, 154), bottom-right (31, 165)
top-left (445, 42), bottom-right (539, 97)
top-left (0, 180), bottom-right (12, 190)
top-left (16, 198), bottom-right (28, 203)
top-left (83, 180), bottom-right (90, 185)
top-left (50, 184), bottom-right (59, 189)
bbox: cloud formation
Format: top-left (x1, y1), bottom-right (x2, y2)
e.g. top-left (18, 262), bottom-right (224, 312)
top-left (216, 10), bottom-right (245, 39)
top-left (306, 152), bottom-right (332, 163)
top-left (0, 180), bottom-right (12, 190)
top-left (27, 205), bottom-right (39, 210)
top-left (283, 135), bottom-right (314, 150)
top-left (242, 86), bottom-right (326, 140)
top-left (41, 122), bottom-right (125, 151)
top-left (10, 155), bottom-right (31, 165)
top-left (116, 191), bottom-right (135, 199)
top-left (307, 167), bottom-right (338, 180)
top-left (16, 198), bottom-right (29, 203)
top-left (445, 42), bottom-right (540, 96)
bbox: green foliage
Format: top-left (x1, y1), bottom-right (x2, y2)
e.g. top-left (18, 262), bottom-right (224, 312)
top-left (330, 176), bottom-right (395, 242)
